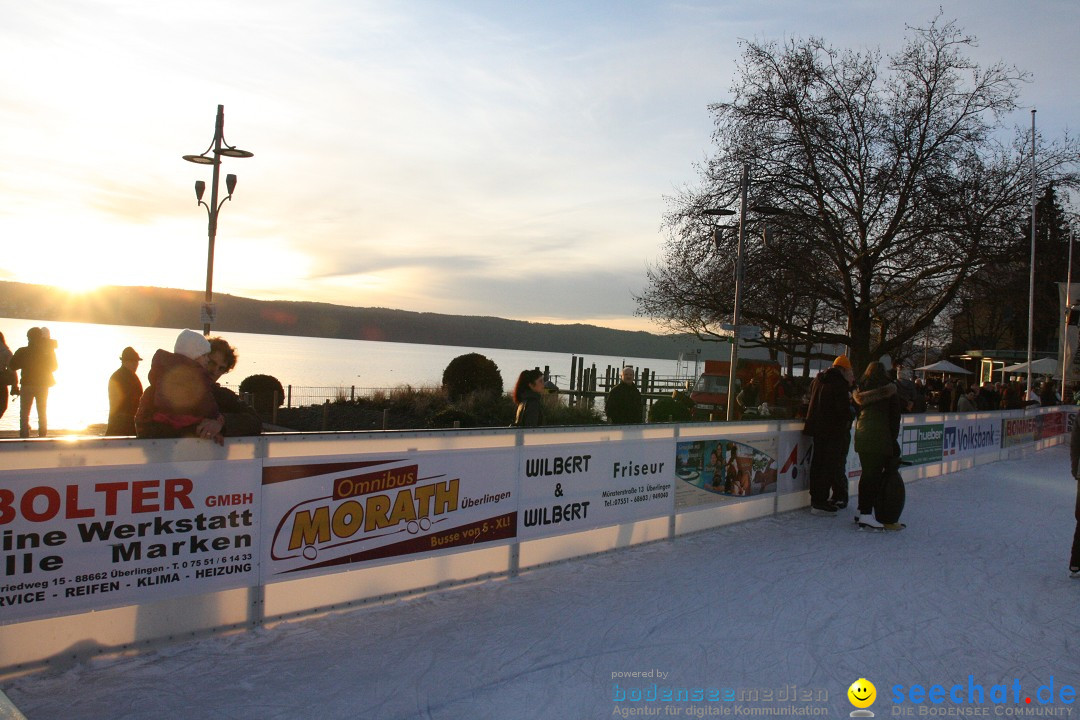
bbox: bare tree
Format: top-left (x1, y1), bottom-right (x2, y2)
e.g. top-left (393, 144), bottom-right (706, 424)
top-left (637, 17), bottom-right (1078, 374)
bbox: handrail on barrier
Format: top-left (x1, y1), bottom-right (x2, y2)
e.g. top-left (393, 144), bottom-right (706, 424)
top-left (0, 406), bottom-right (1073, 678)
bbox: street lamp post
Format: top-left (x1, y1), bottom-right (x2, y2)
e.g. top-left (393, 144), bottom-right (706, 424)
top-left (183, 104), bottom-right (253, 336)
top-left (705, 164), bottom-right (786, 420)
top-left (1062, 223), bottom-right (1075, 401)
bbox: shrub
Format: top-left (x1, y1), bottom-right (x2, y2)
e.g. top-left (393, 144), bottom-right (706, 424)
top-left (442, 353), bottom-right (503, 401)
top-left (239, 374), bottom-right (285, 413)
top-left (648, 396), bottom-right (694, 423)
top-left (427, 408), bottom-right (481, 429)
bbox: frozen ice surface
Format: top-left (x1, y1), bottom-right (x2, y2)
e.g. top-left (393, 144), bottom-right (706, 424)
top-left (5, 446), bottom-right (1079, 720)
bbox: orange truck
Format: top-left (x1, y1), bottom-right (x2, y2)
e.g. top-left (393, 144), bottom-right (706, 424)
top-left (689, 359), bottom-right (785, 420)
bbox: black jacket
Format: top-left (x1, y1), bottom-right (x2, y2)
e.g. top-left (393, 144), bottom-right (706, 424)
top-left (605, 382), bottom-right (643, 424)
top-left (803, 367), bottom-right (852, 440)
top-left (514, 389), bottom-right (544, 427)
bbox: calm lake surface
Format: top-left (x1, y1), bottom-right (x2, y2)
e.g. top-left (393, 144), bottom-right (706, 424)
top-left (0, 318), bottom-right (694, 433)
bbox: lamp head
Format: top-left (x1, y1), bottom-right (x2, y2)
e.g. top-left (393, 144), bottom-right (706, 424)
top-left (225, 174), bottom-right (237, 196)
top-left (194, 180), bottom-right (206, 202)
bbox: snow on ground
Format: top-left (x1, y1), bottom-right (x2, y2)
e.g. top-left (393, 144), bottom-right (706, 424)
top-left (5, 446), bottom-right (1080, 720)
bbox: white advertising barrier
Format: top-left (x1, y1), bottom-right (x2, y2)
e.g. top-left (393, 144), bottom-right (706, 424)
top-left (0, 409), bottom-right (1072, 676)
top-left (261, 448), bottom-right (518, 583)
top-left (0, 460), bottom-right (259, 624)
top-left (518, 438), bottom-right (673, 541)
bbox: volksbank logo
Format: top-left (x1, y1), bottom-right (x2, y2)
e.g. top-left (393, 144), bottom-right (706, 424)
top-left (943, 424), bottom-right (1000, 456)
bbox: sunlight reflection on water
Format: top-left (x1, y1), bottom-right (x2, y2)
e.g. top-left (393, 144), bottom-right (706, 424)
top-left (0, 318), bottom-right (688, 434)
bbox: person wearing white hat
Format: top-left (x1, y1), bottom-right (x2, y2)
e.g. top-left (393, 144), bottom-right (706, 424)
top-left (135, 330), bottom-right (224, 443)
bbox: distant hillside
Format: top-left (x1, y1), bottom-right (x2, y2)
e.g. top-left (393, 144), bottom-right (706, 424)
top-left (0, 282), bottom-right (715, 360)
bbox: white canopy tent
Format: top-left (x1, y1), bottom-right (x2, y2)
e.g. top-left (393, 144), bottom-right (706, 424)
top-left (1001, 357), bottom-right (1061, 376)
top-left (915, 360), bottom-right (972, 375)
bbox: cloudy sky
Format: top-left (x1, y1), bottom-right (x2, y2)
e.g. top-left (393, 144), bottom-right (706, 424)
top-left (1, 1), bottom-right (1077, 331)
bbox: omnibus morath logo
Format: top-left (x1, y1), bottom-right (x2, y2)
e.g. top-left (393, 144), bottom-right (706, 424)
top-left (269, 462), bottom-right (460, 564)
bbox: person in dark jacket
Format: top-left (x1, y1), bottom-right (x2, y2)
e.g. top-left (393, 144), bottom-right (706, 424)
top-left (852, 362), bottom-right (903, 530)
top-left (9, 327), bottom-right (58, 438)
top-left (207, 337), bottom-right (262, 436)
top-left (512, 369), bottom-right (545, 427)
top-left (803, 355), bottom-right (855, 514)
top-left (0, 331), bottom-right (12, 422)
top-left (136, 329), bottom-right (223, 444)
top-left (1070, 416), bottom-right (1080, 578)
top-left (605, 366), bottom-right (643, 424)
top-left (106, 346), bottom-right (143, 436)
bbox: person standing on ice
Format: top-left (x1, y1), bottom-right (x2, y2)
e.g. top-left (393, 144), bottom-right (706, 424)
top-left (803, 355), bottom-right (855, 515)
top-left (1069, 412), bottom-right (1080, 578)
top-left (852, 362), bottom-right (902, 530)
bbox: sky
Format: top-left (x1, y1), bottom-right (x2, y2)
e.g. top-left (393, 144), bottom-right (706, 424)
top-left (1, 1), bottom-right (1078, 332)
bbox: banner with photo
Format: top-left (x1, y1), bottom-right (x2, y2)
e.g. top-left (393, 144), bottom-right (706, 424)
top-left (674, 434), bottom-right (779, 510)
top-left (0, 460), bottom-right (261, 624)
top-left (517, 439), bottom-right (674, 540)
top-left (775, 428), bottom-right (814, 495)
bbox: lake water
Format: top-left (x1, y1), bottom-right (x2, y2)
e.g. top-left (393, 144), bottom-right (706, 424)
top-left (0, 318), bottom-right (695, 434)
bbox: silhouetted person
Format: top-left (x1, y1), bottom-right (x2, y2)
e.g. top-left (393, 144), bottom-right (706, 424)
top-left (605, 366), bottom-right (643, 424)
top-left (803, 355), bottom-right (855, 514)
top-left (106, 347), bottom-right (143, 436)
top-left (0, 331), bottom-right (12, 421)
top-left (9, 327), bottom-right (57, 438)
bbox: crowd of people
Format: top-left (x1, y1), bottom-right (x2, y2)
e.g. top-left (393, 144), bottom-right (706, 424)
top-left (0, 327), bottom-right (262, 440)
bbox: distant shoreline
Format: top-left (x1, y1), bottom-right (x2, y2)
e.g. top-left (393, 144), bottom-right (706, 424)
top-left (0, 281), bottom-right (721, 361)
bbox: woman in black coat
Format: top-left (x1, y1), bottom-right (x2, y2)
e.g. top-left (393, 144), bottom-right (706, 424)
top-left (512, 369), bottom-right (545, 427)
top-left (853, 362), bottom-right (902, 530)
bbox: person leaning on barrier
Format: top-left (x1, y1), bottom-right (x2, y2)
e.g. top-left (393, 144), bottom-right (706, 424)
top-left (605, 366), bottom-right (643, 424)
top-left (136, 329), bottom-right (224, 444)
top-left (512, 369), bottom-right (545, 427)
top-left (207, 337), bottom-right (262, 436)
top-left (106, 346), bottom-right (143, 436)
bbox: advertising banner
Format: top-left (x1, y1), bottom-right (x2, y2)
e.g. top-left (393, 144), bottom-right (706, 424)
top-left (261, 449), bottom-right (518, 582)
top-left (900, 423), bottom-right (945, 465)
top-left (517, 439), bottom-right (674, 540)
top-left (943, 418), bottom-right (1001, 459)
top-left (673, 434), bottom-right (779, 510)
top-left (775, 429), bottom-right (813, 495)
top-left (0, 460), bottom-right (261, 624)
top-left (1038, 411), bottom-right (1066, 440)
top-left (1001, 417), bottom-right (1038, 447)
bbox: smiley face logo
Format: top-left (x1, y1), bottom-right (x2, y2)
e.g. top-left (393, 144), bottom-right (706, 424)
top-left (848, 678), bottom-right (877, 709)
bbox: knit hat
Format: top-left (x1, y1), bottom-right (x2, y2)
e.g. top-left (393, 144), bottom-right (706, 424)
top-left (832, 355), bottom-right (852, 370)
top-left (174, 329), bottom-right (211, 360)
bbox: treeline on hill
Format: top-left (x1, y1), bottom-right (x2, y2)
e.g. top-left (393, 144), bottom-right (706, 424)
top-left (0, 281), bottom-right (691, 358)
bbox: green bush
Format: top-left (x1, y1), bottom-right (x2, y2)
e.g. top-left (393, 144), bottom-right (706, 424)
top-left (442, 353), bottom-right (503, 401)
top-left (239, 374), bottom-right (285, 413)
top-left (427, 408), bottom-right (481, 429)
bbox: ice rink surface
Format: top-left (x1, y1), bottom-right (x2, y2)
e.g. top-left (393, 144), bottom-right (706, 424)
top-left (6, 445), bottom-right (1079, 720)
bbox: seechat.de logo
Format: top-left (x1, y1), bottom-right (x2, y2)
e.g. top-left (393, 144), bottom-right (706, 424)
top-left (849, 678), bottom-right (877, 717)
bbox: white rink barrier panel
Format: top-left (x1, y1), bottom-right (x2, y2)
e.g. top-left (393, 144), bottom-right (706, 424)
top-left (0, 408), bottom-right (1073, 675)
